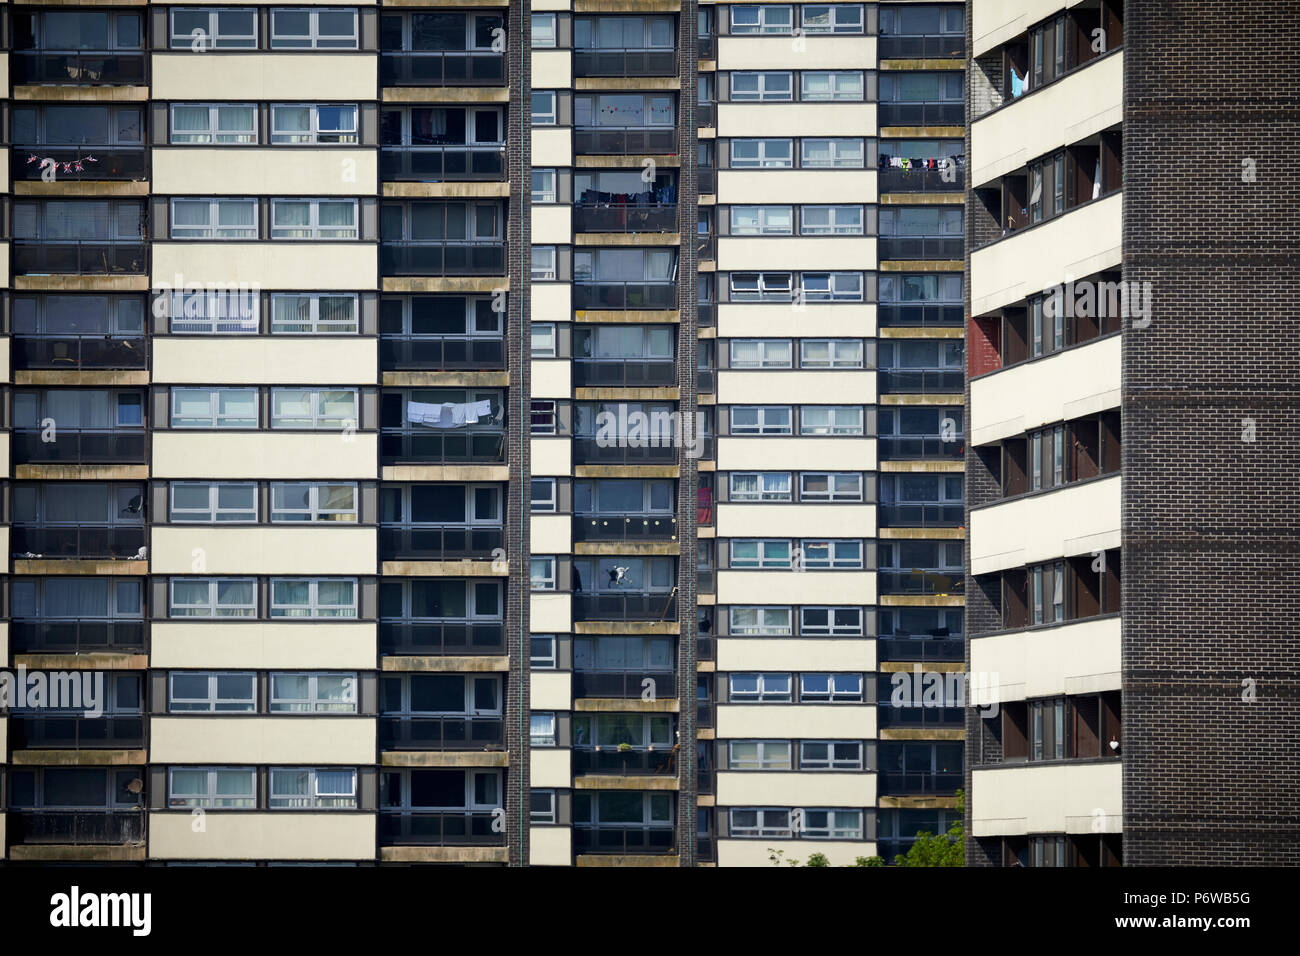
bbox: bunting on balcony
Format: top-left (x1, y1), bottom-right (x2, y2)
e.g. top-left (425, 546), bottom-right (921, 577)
top-left (27, 154), bottom-right (99, 174)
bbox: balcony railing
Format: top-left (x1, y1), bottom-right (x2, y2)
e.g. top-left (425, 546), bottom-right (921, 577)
top-left (379, 622), bottom-right (506, 657)
top-left (10, 621), bottom-right (146, 655)
top-left (12, 525), bottom-right (147, 561)
top-left (878, 569), bottom-right (965, 595)
top-left (380, 52), bottom-right (506, 86)
top-left (12, 52), bottom-right (147, 86)
top-left (573, 748), bottom-right (678, 775)
top-left (12, 147), bottom-right (147, 182)
top-left (13, 334), bottom-right (148, 371)
top-left (697, 102), bottom-right (716, 128)
top-left (877, 437), bottom-right (964, 460)
top-left (879, 167), bottom-right (964, 193)
top-left (378, 810), bottom-right (505, 846)
top-left (699, 35), bottom-right (717, 59)
top-left (573, 204), bottom-right (677, 234)
top-left (574, 129), bottom-right (677, 155)
top-left (697, 302), bottom-right (716, 328)
top-left (381, 335), bottom-right (505, 371)
top-left (697, 635), bottom-right (715, 661)
top-left (572, 281), bottom-right (677, 311)
top-left (12, 429), bottom-right (147, 465)
top-left (877, 706), bottom-right (965, 729)
top-left (877, 638), bottom-right (965, 663)
top-left (573, 49), bottom-right (677, 77)
top-left (379, 146), bottom-right (506, 182)
top-left (698, 166), bottom-right (716, 194)
top-left (697, 569), bottom-right (716, 594)
top-left (14, 242), bottom-right (146, 275)
top-left (9, 715), bottom-right (146, 750)
top-left (878, 237), bottom-right (964, 261)
top-left (381, 242), bottom-right (506, 277)
top-left (876, 771), bottom-right (963, 794)
top-left (696, 234), bottom-right (716, 261)
top-left (572, 669), bottom-right (677, 700)
top-left (572, 513), bottom-right (677, 543)
top-left (572, 592), bottom-right (677, 622)
top-left (572, 437), bottom-right (677, 466)
top-left (879, 102), bottom-right (964, 126)
top-left (572, 359), bottom-right (675, 388)
top-left (378, 715), bottom-right (505, 751)
top-left (7, 810), bottom-right (145, 846)
top-left (878, 303), bottom-right (964, 328)
top-left (878, 503), bottom-right (963, 528)
top-left (380, 526), bottom-right (504, 561)
top-left (574, 824), bottom-right (675, 854)
top-left (878, 36), bottom-right (965, 59)
top-left (380, 429), bottom-right (506, 465)
top-left (697, 368), bottom-right (716, 393)
top-left (878, 369), bottom-right (965, 393)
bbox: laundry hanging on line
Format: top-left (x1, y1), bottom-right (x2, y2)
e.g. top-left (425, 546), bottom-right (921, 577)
top-left (408, 399), bottom-right (496, 428)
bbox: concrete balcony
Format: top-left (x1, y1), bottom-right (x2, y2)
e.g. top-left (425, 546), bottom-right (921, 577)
top-left (971, 761), bottom-right (1121, 836)
top-left (971, 474), bottom-right (1120, 574)
top-left (971, 615), bottom-right (1121, 702)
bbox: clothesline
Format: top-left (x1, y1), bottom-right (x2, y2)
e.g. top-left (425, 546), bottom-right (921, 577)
top-left (408, 399), bottom-right (498, 429)
top-left (878, 154), bottom-right (965, 172)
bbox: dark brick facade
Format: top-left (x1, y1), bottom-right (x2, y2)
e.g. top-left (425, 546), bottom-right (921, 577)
top-left (1122, 0), bottom-right (1300, 864)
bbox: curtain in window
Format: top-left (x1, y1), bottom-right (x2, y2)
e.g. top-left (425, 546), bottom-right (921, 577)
top-left (317, 202), bottom-right (355, 228)
top-left (216, 578), bottom-right (255, 612)
top-left (46, 578), bottom-right (110, 617)
top-left (172, 106), bottom-right (210, 137)
top-left (316, 580), bottom-right (356, 614)
top-left (216, 107), bottom-right (255, 141)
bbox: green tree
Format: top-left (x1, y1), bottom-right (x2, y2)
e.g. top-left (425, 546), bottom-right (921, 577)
top-left (892, 791), bottom-right (965, 867)
top-left (805, 853), bottom-right (831, 867)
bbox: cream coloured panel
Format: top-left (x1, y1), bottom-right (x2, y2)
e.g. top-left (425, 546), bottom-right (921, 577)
top-left (149, 621), bottom-right (376, 670)
top-left (717, 36), bottom-right (875, 70)
top-left (970, 616), bottom-right (1121, 702)
top-left (716, 771), bottom-right (874, 807)
top-left (531, 437), bottom-right (571, 476)
top-left (153, 243), bottom-right (378, 291)
top-left (148, 813), bottom-right (375, 861)
top-left (153, 149), bottom-right (377, 195)
top-left (970, 474), bottom-right (1120, 574)
top-left (718, 839), bottom-right (874, 867)
top-left (532, 283), bottom-right (572, 322)
top-left (153, 433), bottom-right (378, 480)
top-left (717, 437), bottom-right (876, 471)
top-left (718, 170), bottom-right (876, 205)
top-left (151, 54), bottom-right (377, 100)
top-left (531, 748), bottom-right (572, 788)
top-left (531, 592), bottom-right (572, 633)
top-left (717, 637), bottom-right (876, 672)
top-left (718, 570), bottom-right (876, 605)
top-left (530, 514), bottom-right (571, 555)
top-left (717, 370), bottom-right (875, 405)
top-left (149, 717), bottom-right (376, 763)
top-left (531, 359), bottom-right (571, 398)
top-left (532, 205), bottom-right (573, 244)
top-left (153, 337), bottom-right (377, 386)
top-left (718, 303), bottom-right (876, 338)
top-left (971, 762), bottom-right (1121, 836)
top-left (530, 826), bottom-right (572, 866)
top-left (151, 526), bottom-right (376, 575)
top-left (532, 128), bottom-right (572, 168)
top-left (717, 504), bottom-right (875, 538)
top-left (718, 237), bottom-right (876, 272)
top-left (716, 704), bottom-right (875, 739)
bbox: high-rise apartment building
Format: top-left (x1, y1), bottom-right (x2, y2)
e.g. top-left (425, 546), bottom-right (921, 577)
top-left (0, 0), bottom-right (970, 868)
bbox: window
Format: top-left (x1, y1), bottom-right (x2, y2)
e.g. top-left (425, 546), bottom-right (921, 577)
top-left (801, 339), bottom-right (863, 368)
top-left (270, 293), bottom-right (359, 334)
top-left (168, 768), bottom-right (256, 808)
top-left (801, 71), bottom-right (865, 101)
top-left (729, 472), bottom-right (792, 502)
top-left (170, 8), bottom-right (257, 49)
top-left (531, 91), bottom-right (557, 125)
top-left (532, 323), bottom-right (557, 357)
top-left (803, 808), bottom-right (864, 839)
top-left (801, 673), bottom-right (863, 702)
top-left (729, 808), bottom-right (792, 837)
top-left (731, 405), bottom-right (792, 435)
top-left (170, 578), bottom-right (257, 618)
top-left (530, 635), bottom-right (557, 670)
top-left (800, 406), bottom-right (863, 436)
top-left (729, 606), bottom-right (793, 635)
top-left (800, 272), bottom-right (863, 301)
top-left (11, 578), bottom-right (143, 623)
top-left (271, 199), bottom-right (358, 240)
top-left (731, 539), bottom-right (791, 569)
top-left (168, 672), bottom-right (256, 713)
top-left (800, 741), bottom-right (864, 769)
top-left (532, 245), bottom-right (558, 281)
top-left (803, 5), bottom-right (865, 34)
top-left (270, 105), bottom-right (358, 145)
top-left (531, 399), bottom-right (558, 435)
top-left (269, 768), bottom-right (357, 809)
top-left (531, 168), bottom-right (557, 204)
top-left (801, 607), bottom-right (863, 636)
top-left (530, 478), bottom-right (558, 513)
top-left (730, 272), bottom-right (793, 301)
top-left (270, 483), bottom-right (358, 523)
top-left (730, 206), bottom-right (793, 236)
top-left (801, 206), bottom-right (864, 236)
top-left (801, 539), bottom-right (863, 569)
top-left (729, 741), bottom-right (792, 770)
top-left (530, 556), bottom-right (557, 591)
top-left (170, 388), bottom-right (258, 428)
top-left (531, 13), bottom-right (557, 48)
top-left (170, 198), bottom-right (257, 240)
top-left (731, 72), bottom-right (793, 102)
top-left (170, 104), bottom-right (256, 144)
top-left (270, 389), bottom-right (358, 429)
top-left (729, 673), bottom-right (792, 702)
top-left (270, 8), bottom-right (358, 49)
top-left (531, 713), bottom-right (557, 747)
top-left (530, 789), bottom-right (558, 824)
top-left (269, 673), bottom-right (357, 713)
top-left (1031, 561), bottom-right (1066, 625)
top-left (270, 579), bottom-right (358, 619)
top-left (730, 139), bottom-right (793, 168)
top-left (168, 288), bottom-right (258, 334)
top-left (169, 482), bottom-right (257, 522)
top-left (801, 138), bottom-right (865, 168)
top-left (730, 339), bottom-right (792, 368)
top-left (730, 5), bottom-right (793, 34)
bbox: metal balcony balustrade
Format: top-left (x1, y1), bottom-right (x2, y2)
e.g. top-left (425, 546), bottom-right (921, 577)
top-left (13, 333), bottom-right (147, 370)
top-left (379, 621), bottom-right (506, 657)
top-left (572, 281), bottom-right (677, 311)
top-left (380, 242), bottom-right (506, 277)
top-left (574, 128), bottom-right (676, 155)
top-left (378, 810), bottom-right (505, 846)
top-left (380, 333), bottom-right (505, 371)
top-left (572, 668), bottom-right (678, 700)
top-left (380, 51), bottom-right (506, 86)
top-left (11, 525), bottom-right (146, 561)
top-left (378, 715), bottom-right (505, 750)
top-left (876, 436), bottom-right (964, 460)
top-left (572, 203), bottom-right (677, 234)
top-left (572, 592), bottom-right (678, 622)
top-left (879, 166), bottom-right (963, 193)
top-left (878, 369), bottom-right (965, 393)
top-left (573, 825), bottom-right (676, 855)
top-left (572, 358), bottom-right (676, 388)
top-left (877, 502), bottom-right (963, 528)
top-left (12, 429), bottom-right (147, 465)
top-left (573, 49), bottom-right (677, 77)
top-left (379, 146), bottom-right (506, 182)
top-left (878, 236), bottom-right (964, 260)
top-left (572, 437), bottom-right (677, 466)
top-left (12, 52), bottom-right (147, 86)
top-left (573, 747), bottom-right (678, 775)
top-left (877, 569), bottom-right (965, 595)
top-left (9, 620), bottom-right (146, 655)
top-left (877, 705), bottom-right (965, 729)
top-left (9, 715), bottom-right (146, 750)
top-left (379, 525), bottom-right (504, 561)
top-left (878, 35), bottom-right (966, 59)
top-left (878, 102), bottom-right (964, 126)
top-left (572, 513), bottom-right (677, 543)
top-left (7, 810), bottom-right (145, 846)
top-left (876, 771), bottom-right (963, 795)
top-left (380, 429), bottom-right (506, 466)
top-left (14, 242), bottom-right (146, 275)
top-left (11, 147), bottom-right (147, 183)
